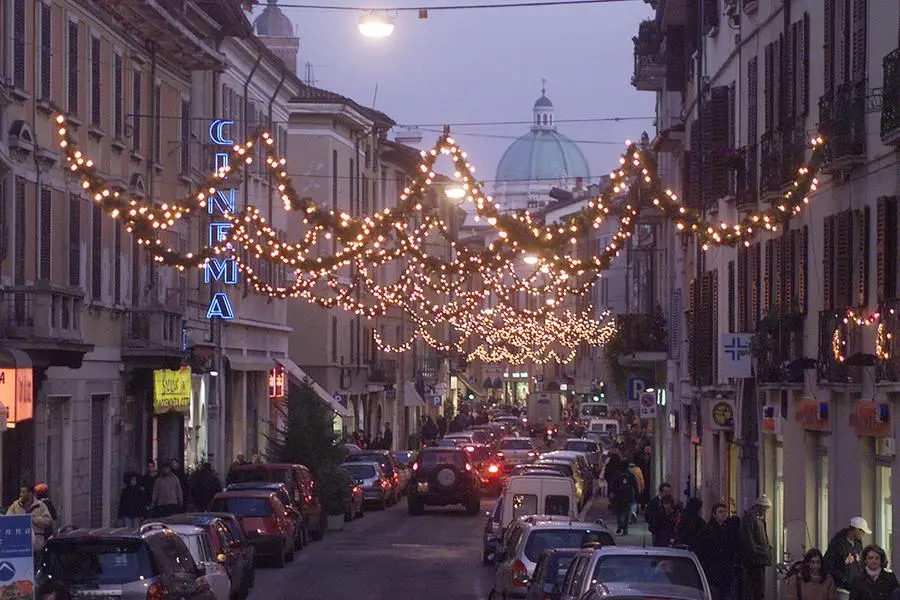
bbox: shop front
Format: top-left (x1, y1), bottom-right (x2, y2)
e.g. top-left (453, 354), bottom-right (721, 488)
top-left (186, 372), bottom-right (212, 470)
top-left (0, 347), bottom-right (34, 504)
top-left (153, 367), bottom-right (192, 466)
top-left (708, 398), bottom-right (737, 513)
top-left (795, 399), bottom-right (832, 549)
top-left (849, 400), bottom-right (893, 562)
top-left (760, 395), bottom-right (786, 579)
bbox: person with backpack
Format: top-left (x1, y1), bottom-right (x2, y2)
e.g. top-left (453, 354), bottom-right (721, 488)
top-left (610, 460), bottom-right (638, 535)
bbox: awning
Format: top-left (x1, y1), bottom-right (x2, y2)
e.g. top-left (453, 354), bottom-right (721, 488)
top-left (276, 358), bottom-right (350, 417)
top-left (404, 381), bottom-right (424, 407)
top-left (226, 354), bottom-right (275, 372)
top-left (457, 373), bottom-right (485, 398)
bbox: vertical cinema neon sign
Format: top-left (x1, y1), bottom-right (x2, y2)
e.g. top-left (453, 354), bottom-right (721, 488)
top-left (206, 119), bottom-right (238, 320)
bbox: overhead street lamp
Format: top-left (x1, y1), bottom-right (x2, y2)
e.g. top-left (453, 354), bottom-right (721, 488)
top-left (444, 184), bottom-right (466, 200)
top-left (358, 11), bottom-right (395, 38)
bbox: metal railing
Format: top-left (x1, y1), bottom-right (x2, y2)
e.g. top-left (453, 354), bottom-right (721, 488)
top-left (881, 49), bottom-right (900, 143)
top-left (0, 284), bottom-right (84, 342)
top-left (819, 79), bottom-right (867, 164)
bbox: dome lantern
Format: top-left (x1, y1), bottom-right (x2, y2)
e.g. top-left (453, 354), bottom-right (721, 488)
top-left (533, 78), bottom-right (554, 131)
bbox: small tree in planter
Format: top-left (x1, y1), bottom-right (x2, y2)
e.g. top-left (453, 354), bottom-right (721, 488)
top-left (316, 462), bottom-right (352, 528)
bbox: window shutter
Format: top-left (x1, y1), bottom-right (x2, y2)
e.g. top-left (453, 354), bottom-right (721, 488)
top-left (877, 197), bottom-right (888, 303)
top-left (835, 210), bottom-right (852, 308)
top-left (737, 246), bottom-right (748, 331)
top-left (69, 193), bottom-right (82, 287)
top-left (704, 0), bottom-right (719, 34)
top-left (781, 233), bottom-right (794, 311)
top-left (750, 243), bottom-right (762, 327)
top-left (728, 261), bottom-right (735, 333)
top-left (764, 43), bottom-right (774, 131)
top-left (92, 204), bottom-right (102, 299)
top-left (114, 55), bottom-right (123, 139)
top-left (711, 270), bottom-right (719, 383)
top-left (748, 56), bottom-right (759, 143)
top-left (665, 27), bottom-right (686, 93)
top-left (856, 207), bottom-right (869, 307)
top-left (40, 4), bottom-right (51, 100)
top-left (773, 35), bottom-right (783, 126)
top-left (851, 0), bottom-right (867, 83)
top-left (708, 86), bottom-right (730, 199)
top-left (799, 13), bottom-right (811, 116)
top-left (797, 226), bottom-right (809, 313)
top-left (784, 24), bottom-right (795, 123)
top-left (764, 238), bottom-right (774, 313)
top-left (13, 0), bottom-right (25, 90)
top-left (824, 0), bottom-right (835, 94)
top-left (68, 21), bottom-right (80, 116)
top-left (823, 215), bottom-right (835, 310)
top-left (14, 179), bottom-right (26, 286)
top-left (40, 188), bottom-right (52, 281)
top-left (91, 37), bottom-right (101, 128)
top-left (689, 119), bottom-right (703, 208)
top-left (114, 223), bottom-right (122, 305)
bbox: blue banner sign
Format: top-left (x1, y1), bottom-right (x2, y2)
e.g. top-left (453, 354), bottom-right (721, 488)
top-left (0, 514), bottom-right (34, 595)
top-left (206, 119), bottom-right (238, 320)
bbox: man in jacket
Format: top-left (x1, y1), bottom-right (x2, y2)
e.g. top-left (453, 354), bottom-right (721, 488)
top-left (7, 484), bottom-right (54, 554)
top-left (646, 482), bottom-right (675, 546)
top-left (824, 516), bottom-right (870, 599)
top-left (152, 463), bottom-right (184, 517)
top-left (610, 460), bottom-right (638, 535)
top-left (741, 495), bottom-right (773, 600)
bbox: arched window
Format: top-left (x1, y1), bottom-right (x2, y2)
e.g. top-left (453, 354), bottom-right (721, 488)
top-left (542, 114), bottom-right (548, 125)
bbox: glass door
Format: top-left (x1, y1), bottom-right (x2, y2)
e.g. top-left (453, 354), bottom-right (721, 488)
top-left (818, 451), bottom-right (829, 550)
top-left (775, 443), bottom-right (785, 563)
top-left (877, 464), bottom-right (893, 560)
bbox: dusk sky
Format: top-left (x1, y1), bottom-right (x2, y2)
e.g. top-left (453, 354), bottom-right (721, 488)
top-left (257, 0), bottom-right (657, 192)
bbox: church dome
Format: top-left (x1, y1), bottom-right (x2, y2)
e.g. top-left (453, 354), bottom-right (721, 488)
top-left (495, 84), bottom-right (590, 184)
top-left (254, 0), bottom-right (294, 37)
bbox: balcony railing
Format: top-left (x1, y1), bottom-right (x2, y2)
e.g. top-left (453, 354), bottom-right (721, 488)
top-left (759, 130), bottom-right (786, 194)
top-left (736, 144), bottom-right (758, 208)
top-left (818, 310), bottom-right (864, 384)
top-left (122, 306), bottom-right (183, 353)
top-left (875, 307), bottom-right (900, 381)
top-left (819, 80), bottom-right (867, 170)
top-left (881, 48), bottom-right (900, 146)
top-left (0, 284), bottom-right (85, 343)
top-left (616, 312), bottom-right (668, 354)
top-left (369, 358), bottom-right (398, 384)
top-left (631, 20), bottom-right (664, 92)
top-left (753, 313), bottom-right (805, 385)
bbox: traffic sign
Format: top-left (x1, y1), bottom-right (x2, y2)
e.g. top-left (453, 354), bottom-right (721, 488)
top-left (639, 391), bottom-right (657, 418)
top-left (431, 396), bottom-right (442, 407)
top-left (627, 377), bottom-right (646, 401)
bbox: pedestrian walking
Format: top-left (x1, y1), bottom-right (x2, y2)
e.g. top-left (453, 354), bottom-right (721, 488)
top-left (741, 495), bottom-right (774, 600)
top-left (383, 422), bottom-right (394, 449)
top-left (190, 462), bottom-right (222, 512)
top-left (646, 482), bottom-right (676, 545)
top-left (787, 549), bottom-right (837, 600)
top-left (140, 461), bottom-right (158, 507)
top-left (628, 455), bottom-right (645, 524)
top-left (169, 459), bottom-right (190, 510)
top-left (675, 497), bottom-right (706, 550)
top-left (826, 516), bottom-right (871, 600)
top-left (7, 483), bottom-right (53, 554)
top-left (436, 415), bottom-right (447, 438)
top-left (151, 463), bottom-right (183, 518)
top-left (118, 472), bottom-right (148, 527)
top-left (695, 503), bottom-right (741, 600)
top-left (33, 483), bottom-right (57, 541)
top-left (849, 545), bottom-right (897, 600)
top-left (226, 453), bottom-right (248, 485)
top-left (609, 459), bottom-right (638, 535)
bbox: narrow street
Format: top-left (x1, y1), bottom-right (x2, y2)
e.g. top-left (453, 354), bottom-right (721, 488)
top-left (247, 497), bottom-right (497, 600)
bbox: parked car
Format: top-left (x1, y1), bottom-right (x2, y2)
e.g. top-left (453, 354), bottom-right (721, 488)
top-left (526, 548), bottom-right (579, 600)
top-left (497, 438), bottom-right (538, 472)
top-left (491, 517), bottom-right (614, 599)
top-left (391, 451), bottom-right (413, 492)
top-left (160, 513), bottom-right (254, 600)
top-left (557, 546), bottom-right (710, 600)
top-left (209, 491), bottom-right (296, 568)
top-left (500, 474), bottom-right (579, 528)
top-left (407, 446), bottom-right (481, 516)
top-left (227, 463), bottom-right (325, 542)
top-left (338, 468), bottom-right (365, 520)
top-left (542, 451), bottom-right (595, 497)
top-left (36, 522), bottom-right (215, 600)
top-left (343, 461), bottom-right (392, 509)
top-left (561, 439), bottom-right (602, 476)
top-left (343, 450), bottom-right (403, 502)
top-left (483, 497), bottom-right (504, 566)
top-left (463, 427), bottom-right (494, 447)
top-left (167, 524), bottom-right (231, 600)
top-left (576, 582), bottom-right (705, 600)
top-left (534, 457), bottom-right (588, 511)
top-left (225, 482), bottom-right (306, 548)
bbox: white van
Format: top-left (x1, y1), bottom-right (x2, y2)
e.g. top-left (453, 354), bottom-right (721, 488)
top-left (587, 418), bottom-right (619, 438)
top-left (500, 474), bottom-right (578, 528)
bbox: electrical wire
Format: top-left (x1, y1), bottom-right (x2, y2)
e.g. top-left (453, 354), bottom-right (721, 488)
top-left (397, 116), bottom-right (655, 128)
top-left (415, 127), bottom-right (634, 145)
top-left (267, 0), bottom-right (635, 11)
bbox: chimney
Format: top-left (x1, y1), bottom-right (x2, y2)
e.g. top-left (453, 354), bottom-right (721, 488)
top-left (575, 177), bottom-right (584, 190)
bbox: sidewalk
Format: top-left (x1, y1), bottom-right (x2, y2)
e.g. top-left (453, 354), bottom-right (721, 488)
top-left (583, 494), bottom-right (652, 547)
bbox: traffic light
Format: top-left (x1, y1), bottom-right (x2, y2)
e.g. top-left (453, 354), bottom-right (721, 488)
top-left (467, 392), bottom-right (475, 401)
top-left (598, 382), bottom-right (606, 399)
top-left (592, 395), bottom-right (600, 403)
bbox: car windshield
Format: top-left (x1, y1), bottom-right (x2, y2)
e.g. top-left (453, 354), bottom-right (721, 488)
top-left (38, 540), bottom-right (154, 585)
top-left (344, 464), bottom-right (377, 479)
top-left (552, 555), bottom-right (575, 585)
top-left (228, 467), bottom-right (270, 484)
top-left (524, 529), bottom-right (610, 562)
top-left (544, 495), bottom-right (570, 516)
top-left (393, 453), bottom-right (412, 466)
top-left (565, 441), bottom-right (598, 453)
top-left (467, 447), bottom-right (493, 462)
top-left (348, 454), bottom-right (391, 472)
top-left (210, 497), bottom-right (272, 517)
top-left (592, 556), bottom-right (704, 591)
top-left (500, 439), bottom-right (533, 450)
top-left (535, 462), bottom-right (573, 477)
top-left (419, 451), bottom-right (467, 469)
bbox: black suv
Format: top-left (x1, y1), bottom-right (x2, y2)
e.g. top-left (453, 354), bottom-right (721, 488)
top-left (407, 447), bottom-right (481, 516)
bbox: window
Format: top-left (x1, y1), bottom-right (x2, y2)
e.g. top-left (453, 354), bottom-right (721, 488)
top-left (362, 174), bottom-right (368, 214)
top-left (114, 223), bottom-right (122, 305)
top-left (92, 204), bottom-right (102, 299)
top-left (499, 439), bottom-right (534, 450)
top-left (69, 194), bottom-right (82, 286)
top-left (40, 3), bottom-right (51, 100)
top-left (350, 325), bottom-right (356, 365)
top-left (525, 529), bottom-right (609, 563)
top-left (40, 188), bottom-right (52, 280)
top-left (37, 540), bottom-right (153, 585)
top-left (12, 0), bottom-right (25, 89)
top-left (592, 555), bottom-right (703, 590)
top-left (132, 71), bottom-right (142, 153)
top-left (114, 55), bottom-right (123, 138)
top-left (91, 37), bottom-right (101, 127)
top-left (332, 316), bottom-right (338, 362)
top-left (153, 85), bottom-right (161, 163)
top-left (817, 446), bottom-right (829, 550)
top-left (68, 21), bottom-right (79, 116)
top-left (349, 158), bottom-right (355, 214)
top-left (210, 497), bottom-right (271, 517)
top-left (180, 99), bottom-right (191, 176)
top-left (511, 494), bottom-right (538, 520)
top-left (14, 178), bottom-right (25, 286)
top-left (543, 495), bottom-right (570, 516)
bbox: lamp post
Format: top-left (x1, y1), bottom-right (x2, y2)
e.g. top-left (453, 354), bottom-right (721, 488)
top-left (357, 11), bottom-right (395, 38)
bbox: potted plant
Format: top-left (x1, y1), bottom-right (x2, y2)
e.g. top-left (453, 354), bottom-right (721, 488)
top-left (317, 463), bottom-right (351, 531)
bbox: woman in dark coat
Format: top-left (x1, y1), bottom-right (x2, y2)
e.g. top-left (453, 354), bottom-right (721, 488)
top-left (850, 545), bottom-right (898, 600)
top-left (117, 471), bottom-right (148, 527)
top-left (675, 497), bottom-right (706, 550)
top-left (695, 503), bottom-right (740, 600)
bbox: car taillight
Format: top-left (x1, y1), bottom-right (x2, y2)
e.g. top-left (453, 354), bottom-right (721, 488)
top-left (527, 451), bottom-right (537, 457)
top-left (465, 463), bottom-right (472, 471)
top-left (412, 462), bottom-right (418, 471)
top-left (465, 446), bottom-right (475, 452)
top-left (147, 582), bottom-right (167, 600)
top-left (511, 560), bottom-right (529, 586)
top-left (488, 464), bottom-right (499, 474)
top-left (381, 479), bottom-right (391, 488)
top-left (496, 452), bottom-right (504, 458)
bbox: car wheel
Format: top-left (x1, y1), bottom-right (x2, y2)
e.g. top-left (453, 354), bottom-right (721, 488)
top-left (357, 503), bottom-right (364, 518)
top-left (286, 539), bottom-right (295, 562)
top-left (274, 547), bottom-right (286, 569)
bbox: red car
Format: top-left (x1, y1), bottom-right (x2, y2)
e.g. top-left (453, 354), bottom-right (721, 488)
top-left (210, 490), bottom-right (296, 568)
top-left (463, 443), bottom-right (503, 495)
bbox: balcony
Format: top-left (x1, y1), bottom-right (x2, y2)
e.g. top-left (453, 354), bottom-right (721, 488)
top-left (0, 283), bottom-right (92, 368)
top-left (122, 306), bottom-right (184, 364)
top-left (818, 310), bottom-right (868, 385)
top-left (759, 130), bottom-right (786, 195)
top-left (735, 144), bottom-right (758, 209)
top-left (881, 48), bottom-right (900, 146)
top-left (631, 20), bottom-right (665, 92)
top-left (819, 80), bottom-right (867, 171)
top-left (876, 307), bottom-right (900, 382)
top-left (752, 312), bottom-right (806, 386)
top-left (368, 358), bottom-right (398, 385)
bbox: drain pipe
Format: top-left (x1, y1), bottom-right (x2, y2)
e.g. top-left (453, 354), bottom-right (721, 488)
top-left (148, 42), bottom-right (158, 201)
top-left (267, 60), bottom-right (287, 222)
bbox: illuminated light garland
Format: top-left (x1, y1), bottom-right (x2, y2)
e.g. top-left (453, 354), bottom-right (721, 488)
top-left (876, 322), bottom-right (892, 361)
top-left (832, 328), bottom-right (845, 363)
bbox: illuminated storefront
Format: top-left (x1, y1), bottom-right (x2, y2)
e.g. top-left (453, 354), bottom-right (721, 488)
top-left (153, 367), bottom-right (192, 464)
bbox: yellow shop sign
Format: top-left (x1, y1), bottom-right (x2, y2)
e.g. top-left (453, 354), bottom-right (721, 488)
top-left (153, 368), bottom-right (192, 414)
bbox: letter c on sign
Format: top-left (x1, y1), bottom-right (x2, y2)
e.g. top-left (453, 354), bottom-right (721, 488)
top-left (209, 119), bottom-right (234, 146)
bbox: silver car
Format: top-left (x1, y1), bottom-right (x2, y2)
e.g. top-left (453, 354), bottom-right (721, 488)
top-left (576, 581), bottom-right (706, 600)
top-left (168, 524), bottom-right (231, 600)
top-left (343, 460), bottom-right (392, 509)
top-left (497, 437), bottom-right (538, 472)
top-left (562, 439), bottom-right (602, 476)
top-left (557, 546), bottom-right (712, 600)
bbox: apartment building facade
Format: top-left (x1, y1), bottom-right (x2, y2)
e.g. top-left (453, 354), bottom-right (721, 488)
top-left (635, 0), bottom-right (900, 589)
